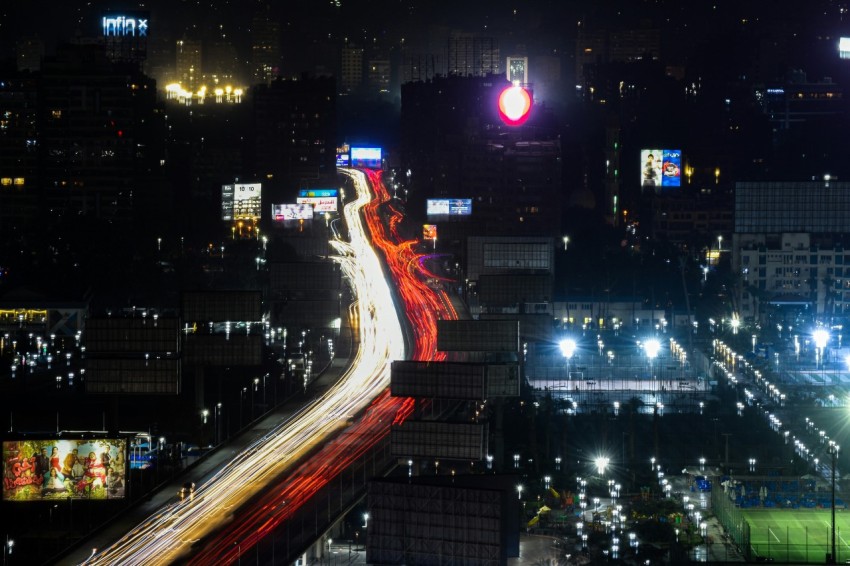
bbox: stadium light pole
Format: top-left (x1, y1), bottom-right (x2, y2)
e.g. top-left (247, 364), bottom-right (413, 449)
top-left (828, 440), bottom-right (839, 564)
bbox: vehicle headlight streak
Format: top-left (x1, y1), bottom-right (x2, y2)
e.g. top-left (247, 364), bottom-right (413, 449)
top-left (82, 169), bottom-right (405, 566)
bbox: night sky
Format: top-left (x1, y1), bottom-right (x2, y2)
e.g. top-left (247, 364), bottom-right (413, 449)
top-left (4, 0), bottom-right (846, 74)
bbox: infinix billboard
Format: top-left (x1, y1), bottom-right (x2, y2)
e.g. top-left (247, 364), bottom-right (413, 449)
top-left (3, 439), bottom-right (127, 501)
top-left (640, 149), bottom-right (681, 191)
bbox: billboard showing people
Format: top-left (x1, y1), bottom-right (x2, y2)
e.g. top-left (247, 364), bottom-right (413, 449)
top-left (640, 149), bottom-right (681, 191)
top-left (3, 439), bottom-right (126, 501)
top-left (272, 204), bottom-right (314, 222)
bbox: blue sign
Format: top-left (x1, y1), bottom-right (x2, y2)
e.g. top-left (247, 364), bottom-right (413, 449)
top-left (102, 15), bottom-right (148, 37)
top-left (661, 149), bottom-right (681, 188)
top-left (298, 189), bottom-right (338, 198)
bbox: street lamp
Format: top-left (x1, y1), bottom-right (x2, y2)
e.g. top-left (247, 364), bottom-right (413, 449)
top-left (363, 513), bottom-right (369, 528)
top-left (517, 484), bottom-right (523, 500)
top-left (814, 329), bottom-right (829, 369)
top-left (595, 455), bottom-right (610, 476)
top-left (700, 457), bottom-right (706, 472)
top-left (215, 402), bottom-right (222, 444)
top-left (201, 408), bottom-right (209, 424)
top-left (562, 235), bottom-right (569, 251)
top-left (644, 339), bottom-right (660, 388)
top-left (828, 441), bottom-right (840, 564)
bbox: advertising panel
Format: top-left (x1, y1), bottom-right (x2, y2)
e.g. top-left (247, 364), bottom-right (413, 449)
top-left (640, 149), bottom-right (681, 190)
top-left (233, 183), bottom-right (262, 220)
top-left (298, 189), bottom-right (338, 198)
top-left (423, 224), bottom-right (437, 241)
top-left (272, 204), bottom-right (314, 222)
top-left (449, 199), bottom-right (472, 215)
top-left (102, 13), bottom-right (149, 37)
top-left (336, 153), bottom-right (350, 167)
top-left (427, 199), bottom-right (450, 215)
top-left (3, 439), bottom-right (127, 501)
top-left (841, 37), bottom-right (850, 59)
top-left (350, 147), bottom-right (383, 168)
top-left (297, 196), bottom-right (338, 213)
top-left (427, 199), bottom-right (472, 216)
top-left (221, 184), bottom-right (235, 221)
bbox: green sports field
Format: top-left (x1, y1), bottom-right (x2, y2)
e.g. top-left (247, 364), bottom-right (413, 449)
top-left (744, 508), bottom-right (850, 563)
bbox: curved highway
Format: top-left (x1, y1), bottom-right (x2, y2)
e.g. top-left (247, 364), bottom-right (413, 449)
top-left (81, 168), bottom-right (406, 565)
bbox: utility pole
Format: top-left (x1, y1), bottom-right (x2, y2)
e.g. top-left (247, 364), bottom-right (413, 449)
top-left (722, 433), bottom-right (732, 473)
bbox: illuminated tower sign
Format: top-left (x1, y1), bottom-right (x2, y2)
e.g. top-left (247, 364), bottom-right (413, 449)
top-left (101, 12), bottom-right (149, 63)
top-left (102, 15), bottom-right (148, 37)
top-left (497, 85), bottom-right (532, 126)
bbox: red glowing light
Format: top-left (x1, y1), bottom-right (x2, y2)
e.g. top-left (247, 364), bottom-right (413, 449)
top-left (498, 85), bottom-right (532, 126)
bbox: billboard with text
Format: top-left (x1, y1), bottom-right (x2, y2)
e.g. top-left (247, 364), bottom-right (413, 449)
top-left (297, 196), bottom-right (338, 213)
top-left (3, 438), bottom-right (127, 501)
top-left (640, 149), bottom-right (681, 191)
top-left (427, 199), bottom-right (473, 216)
top-left (222, 183), bottom-right (262, 221)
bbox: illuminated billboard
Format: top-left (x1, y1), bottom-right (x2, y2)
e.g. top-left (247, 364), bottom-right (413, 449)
top-left (102, 14), bottom-right (148, 37)
top-left (298, 189), bottom-right (338, 198)
top-left (297, 197), bottom-right (338, 213)
top-left (426, 199), bottom-right (473, 216)
top-left (350, 147), bottom-right (382, 168)
top-left (3, 439), bottom-right (127, 501)
top-left (497, 85), bottom-right (533, 126)
top-left (841, 37), bottom-right (850, 59)
top-left (423, 224), bottom-right (437, 241)
top-left (222, 183), bottom-right (262, 221)
top-left (640, 149), bottom-right (681, 190)
top-left (272, 204), bottom-right (314, 222)
top-left (336, 153), bottom-right (350, 167)
top-left (233, 183), bottom-right (262, 220)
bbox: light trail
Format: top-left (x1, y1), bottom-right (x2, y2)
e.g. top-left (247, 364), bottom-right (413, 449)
top-left (81, 168), bottom-right (405, 565)
top-left (187, 169), bottom-right (457, 563)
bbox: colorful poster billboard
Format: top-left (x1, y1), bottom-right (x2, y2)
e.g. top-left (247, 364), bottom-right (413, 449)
top-left (3, 439), bottom-right (127, 501)
top-left (272, 204), bottom-right (314, 222)
top-left (427, 199), bottom-right (473, 216)
top-left (350, 147), bottom-right (382, 168)
top-left (640, 149), bottom-right (681, 191)
top-left (297, 196), bottom-right (338, 213)
top-left (423, 224), bottom-right (437, 241)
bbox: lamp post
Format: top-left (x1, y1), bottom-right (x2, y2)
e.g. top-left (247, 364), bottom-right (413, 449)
top-left (215, 403), bottom-right (222, 444)
top-left (560, 339), bottom-right (576, 390)
top-left (828, 441), bottom-right (840, 564)
top-left (644, 339), bottom-right (660, 391)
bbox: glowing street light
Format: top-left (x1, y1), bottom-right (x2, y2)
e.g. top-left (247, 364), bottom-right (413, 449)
top-left (595, 455), bottom-right (610, 475)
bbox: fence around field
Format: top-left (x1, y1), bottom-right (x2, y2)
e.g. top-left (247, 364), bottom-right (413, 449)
top-left (713, 475), bottom-right (850, 563)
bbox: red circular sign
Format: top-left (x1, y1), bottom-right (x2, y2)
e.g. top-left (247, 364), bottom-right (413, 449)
top-left (498, 86), bottom-right (532, 126)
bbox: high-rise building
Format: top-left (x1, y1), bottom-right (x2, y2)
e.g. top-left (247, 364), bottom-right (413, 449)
top-left (176, 38), bottom-right (202, 91)
top-left (251, 9), bottom-right (281, 85)
top-left (506, 56), bottom-right (527, 85)
top-left (15, 37), bottom-right (44, 72)
top-left (733, 181), bottom-right (850, 320)
top-left (251, 76), bottom-right (337, 195)
top-left (340, 45), bottom-right (364, 93)
top-left (448, 32), bottom-right (500, 77)
top-left (0, 74), bottom-right (39, 230)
